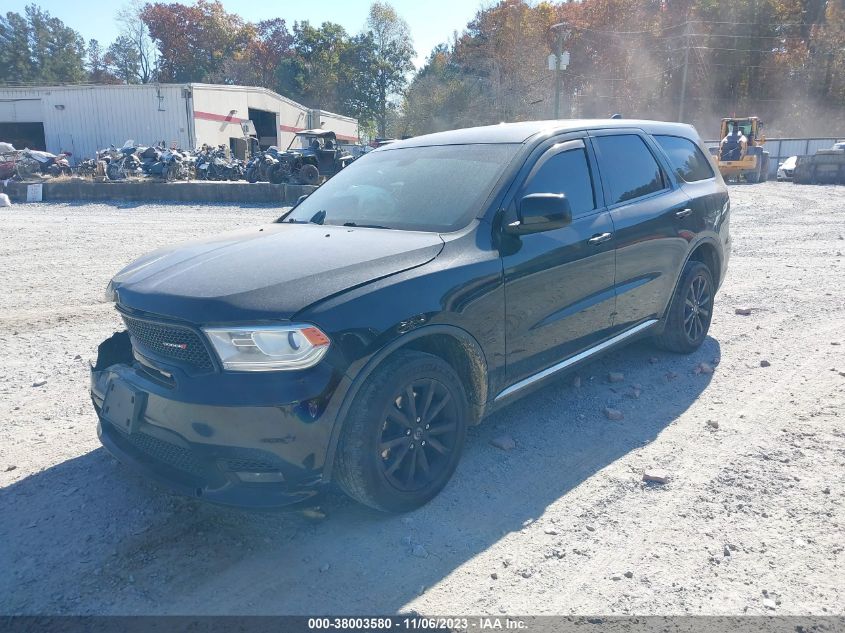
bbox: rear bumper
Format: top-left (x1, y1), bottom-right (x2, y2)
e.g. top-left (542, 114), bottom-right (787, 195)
top-left (90, 332), bottom-right (350, 510)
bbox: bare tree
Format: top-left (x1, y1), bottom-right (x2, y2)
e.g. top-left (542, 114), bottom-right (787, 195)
top-left (115, 0), bottom-right (157, 83)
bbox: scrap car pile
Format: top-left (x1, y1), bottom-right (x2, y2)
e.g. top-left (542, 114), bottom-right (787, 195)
top-left (0, 130), bottom-right (360, 185)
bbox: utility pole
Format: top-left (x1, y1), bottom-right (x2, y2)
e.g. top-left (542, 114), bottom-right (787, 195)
top-left (550, 23), bottom-right (571, 119)
top-left (678, 22), bottom-right (692, 122)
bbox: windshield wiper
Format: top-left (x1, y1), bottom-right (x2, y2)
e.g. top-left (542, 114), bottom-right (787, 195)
top-left (342, 221), bottom-right (391, 229)
top-left (286, 210), bottom-right (327, 225)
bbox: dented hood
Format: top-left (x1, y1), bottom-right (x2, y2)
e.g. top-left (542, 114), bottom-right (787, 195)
top-left (111, 223), bottom-right (444, 323)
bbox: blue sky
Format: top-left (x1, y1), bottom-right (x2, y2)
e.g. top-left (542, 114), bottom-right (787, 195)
top-left (5, 0), bottom-right (487, 69)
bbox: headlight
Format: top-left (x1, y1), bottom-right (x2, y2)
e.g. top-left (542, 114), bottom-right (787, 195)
top-left (202, 324), bottom-right (330, 371)
top-left (104, 279), bottom-right (117, 302)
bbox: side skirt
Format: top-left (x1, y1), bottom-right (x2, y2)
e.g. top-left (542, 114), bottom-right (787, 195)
top-left (494, 319), bottom-right (659, 402)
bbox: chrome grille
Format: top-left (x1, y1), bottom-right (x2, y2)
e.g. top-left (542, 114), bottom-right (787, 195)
top-left (122, 314), bottom-right (214, 371)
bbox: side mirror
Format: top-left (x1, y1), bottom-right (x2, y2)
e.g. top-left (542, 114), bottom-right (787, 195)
top-left (505, 193), bottom-right (572, 235)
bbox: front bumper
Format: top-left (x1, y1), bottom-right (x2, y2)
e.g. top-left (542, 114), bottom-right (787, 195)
top-left (90, 331), bottom-right (348, 509)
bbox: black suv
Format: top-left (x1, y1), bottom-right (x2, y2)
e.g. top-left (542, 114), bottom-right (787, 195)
top-left (92, 119), bottom-right (730, 512)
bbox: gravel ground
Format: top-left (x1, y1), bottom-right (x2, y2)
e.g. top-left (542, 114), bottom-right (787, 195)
top-left (1, 183), bottom-right (843, 616)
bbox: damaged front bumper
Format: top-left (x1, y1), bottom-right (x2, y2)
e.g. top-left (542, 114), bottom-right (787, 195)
top-left (90, 331), bottom-right (346, 509)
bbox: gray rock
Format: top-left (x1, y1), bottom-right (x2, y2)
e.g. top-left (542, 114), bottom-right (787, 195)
top-left (32, 380), bottom-right (47, 388)
top-left (490, 572), bottom-right (498, 580)
top-left (624, 571), bottom-right (634, 578)
top-left (706, 420), bottom-right (720, 429)
top-left (643, 469), bottom-right (669, 484)
top-left (760, 360), bottom-right (771, 367)
top-left (490, 434), bottom-right (516, 451)
top-left (604, 407), bottom-right (624, 421)
top-left (319, 563), bottom-right (330, 573)
top-left (411, 544), bottom-right (428, 558)
top-left (735, 307), bottom-right (753, 316)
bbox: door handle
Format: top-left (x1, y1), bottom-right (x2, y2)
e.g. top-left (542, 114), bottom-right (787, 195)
top-left (675, 208), bottom-right (693, 219)
top-left (587, 232), bottom-right (613, 245)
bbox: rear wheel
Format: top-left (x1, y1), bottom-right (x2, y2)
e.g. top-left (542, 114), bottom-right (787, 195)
top-left (652, 260), bottom-right (714, 353)
top-left (335, 350), bottom-right (469, 512)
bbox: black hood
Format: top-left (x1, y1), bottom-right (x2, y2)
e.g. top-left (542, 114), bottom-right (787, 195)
top-left (111, 223), bottom-right (444, 323)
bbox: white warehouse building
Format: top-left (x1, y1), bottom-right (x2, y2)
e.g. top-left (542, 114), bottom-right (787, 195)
top-left (0, 83), bottom-right (359, 161)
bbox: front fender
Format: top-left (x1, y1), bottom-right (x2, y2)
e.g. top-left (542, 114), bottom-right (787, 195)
top-left (320, 324), bottom-right (489, 482)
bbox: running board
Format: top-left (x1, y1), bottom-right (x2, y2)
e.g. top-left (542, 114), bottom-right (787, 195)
top-left (494, 319), bottom-right (659, 401)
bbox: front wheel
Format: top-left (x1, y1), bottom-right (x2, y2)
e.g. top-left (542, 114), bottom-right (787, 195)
top-left (334, 350), bottom-right (469, 513)
top-left (652, 260), bottom-right (714, 353)
top-left (297, 163), bottom-right (319, 185)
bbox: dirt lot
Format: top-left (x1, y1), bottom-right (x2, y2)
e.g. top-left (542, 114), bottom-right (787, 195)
top-left (1, 183), bottom-right (843, 616)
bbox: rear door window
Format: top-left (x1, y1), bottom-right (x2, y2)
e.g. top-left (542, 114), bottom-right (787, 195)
top-left (593, 134), bottom-right (667, 205)
top-left (523, 143), bottom-right (596, 217)
top-left (654, 135), bottom-right (715, 182)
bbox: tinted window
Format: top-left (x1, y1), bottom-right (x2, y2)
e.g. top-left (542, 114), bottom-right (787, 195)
top-left (523, 147), bottom-right (595, 216)
top-left (655, 135), bottom-right (715, 182)
top-left (283, 144), bottom-right (519, 232)
top-left (594, 135), bottom-right (666, 204)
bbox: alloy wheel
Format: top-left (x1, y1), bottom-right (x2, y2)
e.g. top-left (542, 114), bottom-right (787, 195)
top-left (683, 273), bottom-right (711, 341)
top-left (378, 378), bottom-right (459, 492)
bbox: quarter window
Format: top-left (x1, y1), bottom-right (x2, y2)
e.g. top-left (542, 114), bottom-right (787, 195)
top-left (523, 147), bottom-right (596, 216)
top-left (593, 134), bottom-right (667, 204)
top-left (654, 135), bottom-right (715, 182)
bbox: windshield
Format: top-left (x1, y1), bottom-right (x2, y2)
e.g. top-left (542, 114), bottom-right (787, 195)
top-left (281, 143), bottom-right (518, 232)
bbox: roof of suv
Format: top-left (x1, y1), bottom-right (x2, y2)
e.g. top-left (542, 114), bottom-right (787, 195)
top-left (386, 119), bottom-right (698, 148)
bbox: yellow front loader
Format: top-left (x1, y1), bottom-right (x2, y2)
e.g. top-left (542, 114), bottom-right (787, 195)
top-left (711, 117), bottom-right (770, 183)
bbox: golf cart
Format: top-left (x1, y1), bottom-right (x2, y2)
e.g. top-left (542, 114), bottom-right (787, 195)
top-left (280, 130), bottom-right (354, 185)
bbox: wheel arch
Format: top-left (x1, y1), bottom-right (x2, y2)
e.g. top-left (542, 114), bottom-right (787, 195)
top-left (686, 239), bottom-right (721, 286)
top-left (322, 324), bottom-right (489, 482)
top-left (658, 237), bottom-right (722, 326)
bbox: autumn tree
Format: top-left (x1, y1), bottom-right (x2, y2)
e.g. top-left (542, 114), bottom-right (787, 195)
top-left (140, 0), bottom-right (254, 82)
top-left (247, 19), bottom-right (294, 88)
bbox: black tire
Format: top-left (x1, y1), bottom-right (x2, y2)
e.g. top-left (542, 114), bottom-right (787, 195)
top-left (106, 162), bottom-right (124, 181)
top-left (334, 350), bottom-right (469, 513)
top-left (269, 166), bottom-right (286, 185)
top-left (745, 163), bottom-right (760, 183)
top-left (652, 260), bottom-right (714, 354)
top-left (298, 163), bottom-right (320, 186)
